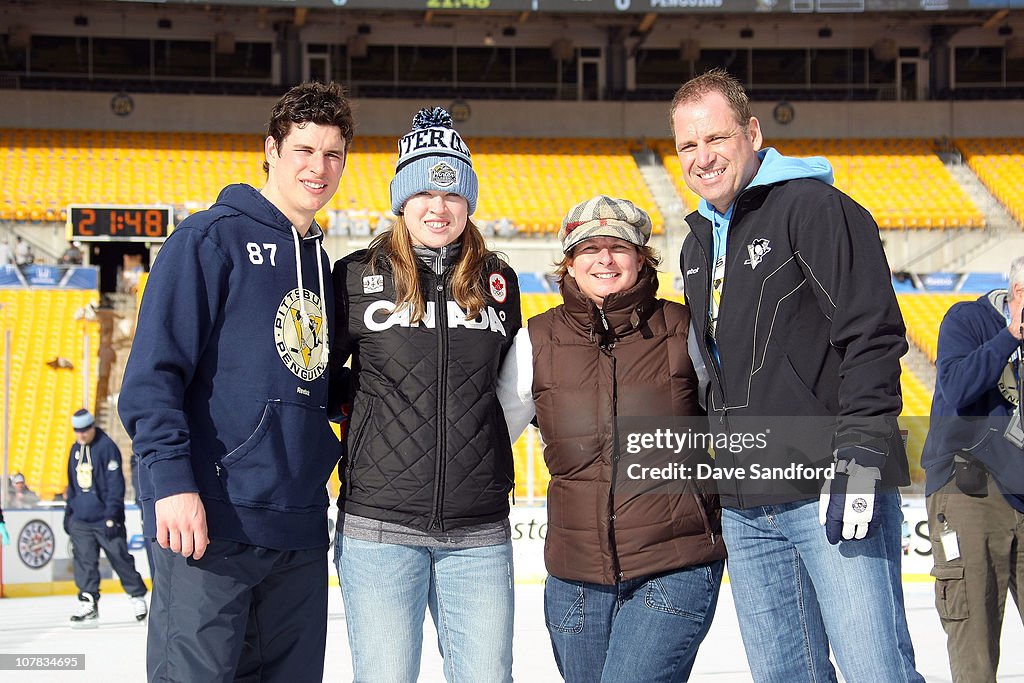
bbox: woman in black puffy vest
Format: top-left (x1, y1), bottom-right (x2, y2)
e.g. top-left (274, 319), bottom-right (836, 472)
top-left (330, 108), bottom-right (521, 683)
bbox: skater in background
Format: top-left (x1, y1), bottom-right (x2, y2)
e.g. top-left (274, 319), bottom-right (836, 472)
top-left (64, 409), bottom-right (148, 628)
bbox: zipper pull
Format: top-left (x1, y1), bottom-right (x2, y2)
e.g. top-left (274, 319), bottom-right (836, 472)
top-left (215, 463), bottom-right (222, 477)
top-left (599, 310), bottom-right (610, 331)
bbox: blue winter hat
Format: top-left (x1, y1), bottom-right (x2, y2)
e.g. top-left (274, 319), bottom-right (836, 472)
top-left (389, 107), bottom-right (478, 216)
top-left (71, 408), bottom-right (95, 431)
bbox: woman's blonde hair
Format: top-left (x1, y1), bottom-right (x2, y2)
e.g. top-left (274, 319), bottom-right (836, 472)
top-left (366, 216), bottom-right (497, 323)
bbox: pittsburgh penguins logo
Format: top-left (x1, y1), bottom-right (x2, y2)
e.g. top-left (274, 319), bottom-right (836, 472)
top-left (275, 288), bottom-right (328, 381)
top-left (744, 239), bottom-right (772, 270)
top-left (997, 361), bottom-right (1020, 406)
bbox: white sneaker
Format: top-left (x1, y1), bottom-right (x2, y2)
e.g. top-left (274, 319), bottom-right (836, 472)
top-left (69, 594), bottom-right (98, 629)
top-left (130, 596), bottom-right (148, 622)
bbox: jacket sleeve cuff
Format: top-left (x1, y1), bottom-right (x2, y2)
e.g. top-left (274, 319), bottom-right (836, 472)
top-left (995, 327), bottom-right (1021, 355)
top-left (835, 443), bottom-right (887, 469)
top-left (148, 456), bottom-right (199, 501)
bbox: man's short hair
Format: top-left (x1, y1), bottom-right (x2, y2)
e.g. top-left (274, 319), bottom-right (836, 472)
top-left (263, 81), bottom-right (355, 174)
top-left (1010, 255), bottom-right (1024, 289)
top-left (669, 68), bottom-right (752, 131)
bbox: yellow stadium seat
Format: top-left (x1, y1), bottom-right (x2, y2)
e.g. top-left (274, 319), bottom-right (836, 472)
top-left (897, 293), bottom-right (976, 363)
top-left (956, 138), bottom-right (1024, 229)
top-left (652, 137), bottom-right (987, 230)
top-left (0, 289), bottom-right (100, 500)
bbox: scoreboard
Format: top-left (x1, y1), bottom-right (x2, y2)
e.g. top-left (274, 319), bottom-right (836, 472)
top-left (67, 205), bottom-right (174, 243)
top-left (99, 0), bottom-right (1024, 12)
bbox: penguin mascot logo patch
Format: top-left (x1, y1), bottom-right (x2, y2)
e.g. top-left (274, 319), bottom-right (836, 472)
top-left (744, 239), bottom-right (772, 270)
top-left (275, 288), bottom-right (328, 381)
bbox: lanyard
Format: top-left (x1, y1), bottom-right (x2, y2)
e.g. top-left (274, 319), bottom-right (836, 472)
top-left (1004, 301), bottom-right (1021, 367)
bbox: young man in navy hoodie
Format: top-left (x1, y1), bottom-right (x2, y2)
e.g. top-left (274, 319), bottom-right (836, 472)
top-left (671, 69), bottom-right (923, 682)
top-left (922, 256), bottom-right (1024, 682)
top-left (119, 82), bottom-right (353, 682)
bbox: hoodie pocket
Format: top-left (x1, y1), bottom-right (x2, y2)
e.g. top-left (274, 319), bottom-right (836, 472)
top-left (218, 399), bottom-right (340, 512)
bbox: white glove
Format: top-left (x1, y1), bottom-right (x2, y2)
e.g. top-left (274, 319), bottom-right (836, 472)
top-left (819, 446), bottom-right (884, 544)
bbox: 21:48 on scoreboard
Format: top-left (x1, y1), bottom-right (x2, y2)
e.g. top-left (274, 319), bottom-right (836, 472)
top-left (67, 204), bottom-right (175, 242)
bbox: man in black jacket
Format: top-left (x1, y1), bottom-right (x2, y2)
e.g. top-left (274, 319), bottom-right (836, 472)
top-left (65, 409), bottom-right (148, 627)
top-left (670, 69), bottom-right (922, 682)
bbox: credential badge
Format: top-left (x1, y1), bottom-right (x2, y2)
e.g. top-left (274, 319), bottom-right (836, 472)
top-left (998, 361), bottom-right (1019, 406)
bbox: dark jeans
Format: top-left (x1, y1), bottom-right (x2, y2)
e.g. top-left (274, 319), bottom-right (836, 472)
top-left (147, 539), bottom-right (328, 683)
top-left (545, 560), bottom-right (724, 683)
top-left (69, 518), bottom-right (147, 598)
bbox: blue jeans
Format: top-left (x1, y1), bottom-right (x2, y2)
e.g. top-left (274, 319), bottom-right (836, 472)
top-left (722, 494), bottom-right (924, 683)
top-left (545, 560), bottom-right (725, 683)
top-left (336, 535), bottom-right (514, 683)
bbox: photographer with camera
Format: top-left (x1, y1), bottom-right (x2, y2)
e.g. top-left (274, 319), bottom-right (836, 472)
top-left (922, 256), bottom-right (1024, 683)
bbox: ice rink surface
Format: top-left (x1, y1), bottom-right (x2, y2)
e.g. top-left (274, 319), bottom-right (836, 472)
top-left (1, 579), bottom-right (1022, 682)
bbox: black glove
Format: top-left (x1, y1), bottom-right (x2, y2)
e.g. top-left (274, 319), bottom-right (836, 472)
top-left (63, 508), bottom-right (72, 534)
top-left (103, 520), bottom-right (122, 540)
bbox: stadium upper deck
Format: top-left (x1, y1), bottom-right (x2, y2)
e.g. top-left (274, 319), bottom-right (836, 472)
top-left (1, 0), bottom-right (1022, 103)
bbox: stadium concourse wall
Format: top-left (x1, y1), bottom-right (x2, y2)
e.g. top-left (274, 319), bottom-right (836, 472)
top-left (2, 90), bottom-right (1024, 139)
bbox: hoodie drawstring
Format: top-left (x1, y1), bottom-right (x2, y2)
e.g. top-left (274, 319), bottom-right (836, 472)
top-left (316, 238), bottom-right (329, 365)
top-left (291, 226), bottom-right (330, 367)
